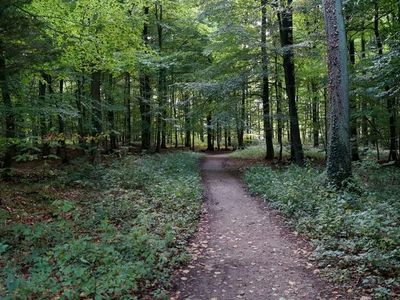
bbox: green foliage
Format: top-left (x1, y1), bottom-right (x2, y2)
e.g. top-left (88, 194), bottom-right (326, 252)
top-left (0, 152), bottom-right (203, 299)
top-left (244, 162), bottom-right (400, 297)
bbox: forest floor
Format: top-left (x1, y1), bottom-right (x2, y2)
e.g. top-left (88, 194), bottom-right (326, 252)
top-left (171, 154), bottom-right (348, 300)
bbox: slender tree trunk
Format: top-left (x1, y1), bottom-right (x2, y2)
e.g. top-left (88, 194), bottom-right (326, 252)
top-left (156, 3), bottom-right (167, 151)
top-left (91, 71), bottom-right (102, 135)
top-left (274, 54), bottom-right (283, 160)
top-left (224, 128), bottom-right (228, 150)
top-left (125, 73), bottom-right (132, 144)
top-left (348, 37), bottom-right (360, 160)
top-left (237, 90), bottom-right (245, 148)
top-left (184, 94), bottom-right (191, 148)
top-left (107, 74), bottom-right (117, 151)
top-left (172, 80), bottom-right (178, 148)
top-left (262, 0), bottom-right (274, 159)
top-left (39, 73), bottom-right (50, 157)
top-left (139, 6), bottom-right (152, 151)
top-left (278, 0), bottom-right (303, 165)
top-left (311, 81), bottom-right (320, 147)
top-left (207, 113), bottom-right (213, 151)
top-left (57, 80), bottom-right (68, 163)
top-left (323, 0), bottom-right (352, 185)
top-left (360, 33), bottom-right (369, 146)
top-left (90, 71), bottom-right (101, 163)
top-left (0, 46), bottom-right (15, 177)
top-left (75, 79), bottom-right (84, 145)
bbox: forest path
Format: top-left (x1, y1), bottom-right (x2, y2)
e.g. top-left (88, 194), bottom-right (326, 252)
top-left (171, 154), bottom-right (342, 300)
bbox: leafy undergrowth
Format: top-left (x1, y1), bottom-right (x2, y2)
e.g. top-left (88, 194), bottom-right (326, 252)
top-left (244, 161), bottom-right (400, 298)
top-left (230, 144), bottom-right (326, 161)
top-left (0, 152), bottom-right (203, 299)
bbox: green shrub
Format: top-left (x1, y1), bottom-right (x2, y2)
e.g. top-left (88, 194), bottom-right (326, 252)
top-left (244, 162), bottom-right (400, 297)
top-left (0, 152), bottom-right (203, 299)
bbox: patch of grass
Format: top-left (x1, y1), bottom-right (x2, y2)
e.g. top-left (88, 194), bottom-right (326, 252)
top-left (244, 161), bottom-right (400, 298)
top-left (0, 152), bottom-right (203, 299)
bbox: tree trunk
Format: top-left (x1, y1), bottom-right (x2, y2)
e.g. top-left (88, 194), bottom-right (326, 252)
top-left (0, 46), bottom-right (16, 178)
top-left (323, 0), bottom-right (352, 185)
top-left (125, 73), bottom-right (132, 144)
top-left (91, 71), bottom-right (102, 135)
top-left (278, 0), bottom-right (303, 165)
top-left (348, 37), bottom-right (360, 161)
top-left (184, 94), bottom-right (191, 148)
top-left (57, 80), bottom-right (68, 163)
top-left (262, 0), bottom-right (274, 159)
top-left (237, 90), bottom-right (245, 149)
top-left (90, 71), bottom-right (101, 163)
top-left (39, 73), bottom-right (50, 157)
top-left (207, 113), bottom-right (213, 151)
top-left (311, 81), bottom-right (320, 147)
top-left (75, 79), bottom-right (85, 145)
top-left (139, 6), bottom-right (152, 151)
top-left (156, 3), bottom-right (167, 151)
top-left (360, 33), bottom-right (369, 146)
top-left (107, 74), bottom-right (117, 151)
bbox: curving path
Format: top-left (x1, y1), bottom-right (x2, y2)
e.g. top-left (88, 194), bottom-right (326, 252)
top-left (171, 154), bottom-right (343, 300)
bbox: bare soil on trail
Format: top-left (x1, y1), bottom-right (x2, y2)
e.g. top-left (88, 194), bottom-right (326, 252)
top-left (171, 154), bottom-right (347, 300)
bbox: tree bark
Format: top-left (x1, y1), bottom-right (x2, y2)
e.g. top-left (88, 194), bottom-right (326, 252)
top-left (0, 45), bottom-right (15, 177)
top-left (107, 74), bottom-right (117, 151)
top-left (348, 37), bottom-right (360, 161)
top-left (311, 80), bottom-right (320, 147)
top-left (139, 6), bottom-right (152, 151)
top-left (125, 73), bottom-right (132, 144)
top-left (323, 0), bottom-right (352, 185)
top-left (278, 0), bottom-right (303, 165)
top-left (261, 0), bottom-right (274, 159)
top-left (207, 113), bottom-right (214, 151)
top-left (91, 71), bottom-right (102, 135)
top-left (57, 80), bottom-right (68, 163)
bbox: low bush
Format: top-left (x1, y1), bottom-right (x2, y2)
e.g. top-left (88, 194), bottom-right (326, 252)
top-left (244, 161), bottom-right (400, 298)
top-left (0, 152), bottom-right (203, 299)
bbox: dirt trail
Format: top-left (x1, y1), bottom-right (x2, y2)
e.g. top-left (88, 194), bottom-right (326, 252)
top-left (171, 154), bottom-right (343, 300)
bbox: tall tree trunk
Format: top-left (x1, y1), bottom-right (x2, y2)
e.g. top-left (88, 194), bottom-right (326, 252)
top-left (57, 80), bottom-right (68, 163)
top-left (278, 0), bottom-right (303, 165)
top-left (172, 77), bottom-right (178, 148)
top-left (90, 71), bottom-right (101, 163)
top-left (107, 74), bottom-right (117, 151)
top-left (184, 94), bottom-right (191, 148)
top-left (237, 89), bottom-right (245, 149)
top-left (262, 0), bottom-right (274, 159)
top-left (323, 0), bottom-right (352, 186)
top-left (39, 73), bottom-right (50, 157)
top-left (75, 79), bottom-right (85, 145)
top-left (360, 33), bottom-right (369, 146)
top-left (139, 6), bottom-right (152, 151)
top-left (91, 71), bottom-right (102, 135)
top-left (155, 3), bottom-right (167, 151)
top-left (274, 54), bottom-right (283, 160)
top-left (311, 80), bottom-right (320, 147)
top-left (348, 37), bottom-right (360, 160)
top-left (125, 73), bottom-right (132, 144)
top-left (0, 46), bottom-right (15, 178)
top-left (207, 113), bottom-right (214, 151)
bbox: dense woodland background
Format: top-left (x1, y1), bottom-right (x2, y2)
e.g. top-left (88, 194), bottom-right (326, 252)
top-left (0, 0), bottom-right (400, 299)
top-left (1, 0), bottom-right (399, 168)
